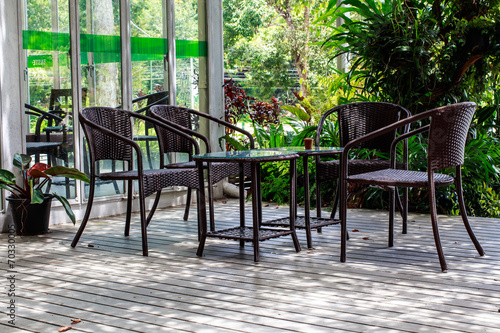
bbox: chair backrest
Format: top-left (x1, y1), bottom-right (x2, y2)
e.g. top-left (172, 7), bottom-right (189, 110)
top-left (428, 102), bottom-right (476, 171)
top-left (337, 102), bottom-right (409, 151)
top-left (150, 105), bottom-right (193, 156)
top-left (317, 102), bottom-right (410, 152)
top-left (80, 107), bottom-right (134, 163)
top-left (49, 89), bottom-right (72, 112)
top-left (144, 91), bottom-right (169, 113)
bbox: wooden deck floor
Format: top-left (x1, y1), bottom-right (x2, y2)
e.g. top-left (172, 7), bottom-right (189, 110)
top-left (2, 199), bottom-right (500, 332)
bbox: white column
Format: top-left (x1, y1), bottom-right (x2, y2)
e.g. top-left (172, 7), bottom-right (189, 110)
top-left (206, 0), bottom-right (224, 152)
top-left (0, 0), bottom-right (25, 230)
top-left (166, 0), bottom-right (176, 105)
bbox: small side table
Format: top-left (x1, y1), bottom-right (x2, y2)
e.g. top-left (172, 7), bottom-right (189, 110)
top-left (259, 146), bottom-right (343, 248)
top-left (193, 150), bottom-right (302, 262)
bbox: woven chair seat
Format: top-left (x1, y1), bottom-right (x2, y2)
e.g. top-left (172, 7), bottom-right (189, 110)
top-left (99, 168), bottom-right (199, 197)
top-left (349, 169), bottom-right (454, 188)
top-left (317, 159), bottom-right (405, 180)
top-left (166, 161), bottom-right (251, 184)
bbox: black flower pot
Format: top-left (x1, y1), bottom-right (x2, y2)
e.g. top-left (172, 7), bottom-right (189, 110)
top-left (7, 195), bottom-right (53, 235)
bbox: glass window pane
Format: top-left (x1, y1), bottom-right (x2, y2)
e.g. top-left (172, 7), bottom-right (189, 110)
top-left (130, 0), bottom-right (169, 170)
top-left (80, 0), bottom-right (125, 198)
top-left (23, 0), bottom-right (77, 199)
top-left (176, 0), bottom-right (200, 110)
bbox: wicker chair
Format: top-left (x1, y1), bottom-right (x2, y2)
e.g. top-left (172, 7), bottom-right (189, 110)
top-left (25, 103), bottom-right (73, 196)
top-left (339, 102), bottom-right (485, 271)
top-left (150, 105), bottom-right (253, 231)
top-left (25, 103), bottom-right (66, 165)
top-left (72, 107), bottom-right (200, 256)
top-left (315, 102), bottom-right (411, 230)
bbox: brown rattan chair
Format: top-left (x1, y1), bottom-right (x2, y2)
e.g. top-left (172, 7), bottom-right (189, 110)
top-left (72, 107), bottom-right (201, 256)
top-left (25, 103), bottom-right (73, 196)
top-left (339, 102), bottom-right (485, 271)
top-left (315, 102), bottom-right (411, 230)
top-left (150, 105), bottom-right (253, 230)
top-left (25, 103), bottom-right (65, 165)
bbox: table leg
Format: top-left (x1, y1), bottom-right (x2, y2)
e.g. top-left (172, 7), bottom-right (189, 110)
top-left (251, 161), bottom-right (260, 262)
top-left (257, 163), bottom-right (262, 225)
top-left (290, 159), bottom-right (301, 252)
top-left (239, 163), bottom-right (245, 248)
top-left (196, 160), bottom-right (208, 257)
top-left (315, 156), bottom-right (322, 219)
top-left (303, 155), bottom-right (313, 249)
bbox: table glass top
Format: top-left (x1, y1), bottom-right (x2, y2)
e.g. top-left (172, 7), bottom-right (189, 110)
top-left (193, 149), bottom-right (299, 160)
top-left (193, 146), bottom-right (343, 160)
top-left (260, 146), bottom-right (343, 154)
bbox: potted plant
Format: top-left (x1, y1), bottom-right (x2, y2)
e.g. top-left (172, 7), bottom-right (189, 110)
top-left (0, 153), bottom-right (90, 235)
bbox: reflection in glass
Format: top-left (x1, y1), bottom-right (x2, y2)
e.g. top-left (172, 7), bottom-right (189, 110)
top-left (176, 1), bottom-right (199, 110)
top-left (130, 0), bottom-right (169, 170)
top-left (80, 0), bottom-right (125, 198)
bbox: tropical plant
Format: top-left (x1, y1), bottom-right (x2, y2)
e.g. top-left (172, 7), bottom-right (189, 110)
top-left (224, 0), bottom-right (335, 102)
top-left (0, 153), bottom-right (90, 223)
top-left (319, 0), bottom-right (500, 114)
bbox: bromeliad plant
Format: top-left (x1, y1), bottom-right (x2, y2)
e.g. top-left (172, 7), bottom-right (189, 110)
top-left (0, 153), bottom-right (90, 224)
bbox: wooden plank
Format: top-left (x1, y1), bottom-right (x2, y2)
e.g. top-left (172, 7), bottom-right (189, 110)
top-left (2, 199), bottom-right (500, 332)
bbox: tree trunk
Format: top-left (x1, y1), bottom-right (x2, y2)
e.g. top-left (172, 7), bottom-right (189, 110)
top-left (269, 0), bottom-right (311, 97)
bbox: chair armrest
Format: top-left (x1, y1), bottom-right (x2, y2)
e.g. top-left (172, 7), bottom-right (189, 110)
top-left (315, 106), bottom-right (340, 146)
top-left (25, 104), bottom-right (65, 141)
top-left (389, 125), bottom-right (430, 168)
top-left (134, 94), bottom-right (169, 114)
top-left (25, 104), bottom-right (64, 123)
top-left (186, 108), bottom-right (255, 149)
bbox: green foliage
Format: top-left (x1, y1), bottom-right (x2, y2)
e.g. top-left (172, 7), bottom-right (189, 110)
top-left (320, 0), bottom-right (500, 114)
top-left (225, 0), bottom-right (500, 218)
top-left (224, 0), bottom-right (336, 102)
top-left (0, 154), bottom-right (90, 223)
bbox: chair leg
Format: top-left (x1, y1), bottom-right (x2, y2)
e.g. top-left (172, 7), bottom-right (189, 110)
top-left (340, 178), bottom-right (348, 263)
top-left (146, 191), bottom-right (162, 226)
top-left (428, 179), bottom-right (448, 272)
top-left (71, 176), bottom-right (96, 248)
top-left (388, 188), bottom-right (395, 247)
top-left (455, 168), bottom-right (485, 256)
top-left (183, 188), bottom-right (192, 221)
top-left (111, 161), bottom-right (120, 194)
top-left (401, 187), bottom-right (408, 234)
top-left (124, 179), bottom-right (133, 236)
top-left (145, 141), bottom-right (153, 169)
top-left (137, 184), bottom-right (149, 256)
